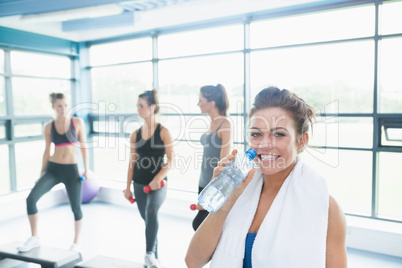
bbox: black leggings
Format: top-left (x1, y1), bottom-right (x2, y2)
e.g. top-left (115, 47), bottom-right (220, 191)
top-left (26, 161), bottom-right (83, 221)
top-left (192, 186), bottom-right (209, 231)
top-left (134, 182), bottom-right (167, 258)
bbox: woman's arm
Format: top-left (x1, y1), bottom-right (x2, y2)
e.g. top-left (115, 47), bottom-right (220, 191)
top-left (326, 195), bottom-right (347, 268)
top-left (75, 118), bottom-right (89, 179)
top-left (218, 118), bottom-right (232, 161)
top-left (40, 123), bottom-right (52, 176)
top-left (185, 150), bottom-right (256, 268)
top-left (125, 131), bottom-right (138, 200)
top-left (148, 126), bottom-right (174, 190)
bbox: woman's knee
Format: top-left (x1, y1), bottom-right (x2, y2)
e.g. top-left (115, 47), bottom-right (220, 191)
top-left (73, 208), bottom-right (83, 221)
top-left (26, 194), bottom-right (38, 214)
top-left (70, 202), bottom-right (83, 221)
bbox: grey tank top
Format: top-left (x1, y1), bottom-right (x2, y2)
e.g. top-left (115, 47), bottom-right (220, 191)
top-left (199, 122), bottom-right (224, 188)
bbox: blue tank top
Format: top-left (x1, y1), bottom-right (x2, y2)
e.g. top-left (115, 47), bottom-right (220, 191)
top-left (199, 121), bottom-right (224, 188)
top-left (243, 233), bottom-right (257, 268)
top-left (51, 117), bottom-right (79, 147)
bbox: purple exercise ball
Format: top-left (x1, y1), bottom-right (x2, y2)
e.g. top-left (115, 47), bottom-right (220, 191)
top-left (63, 170), bottom-right (100, 203)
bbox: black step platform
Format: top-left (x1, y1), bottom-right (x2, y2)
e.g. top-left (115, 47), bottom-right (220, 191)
top-left (74, 255), bottom-right (143, 268)
top-left (0, 241), bottom-right (82, 268)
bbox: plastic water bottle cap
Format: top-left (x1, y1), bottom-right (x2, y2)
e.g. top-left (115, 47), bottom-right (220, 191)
top-left (245, 148), bottom-right (257, 160)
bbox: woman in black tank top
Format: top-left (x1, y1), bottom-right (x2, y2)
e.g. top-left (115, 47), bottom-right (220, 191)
top-left (124, 89), bottom-right (174, 268)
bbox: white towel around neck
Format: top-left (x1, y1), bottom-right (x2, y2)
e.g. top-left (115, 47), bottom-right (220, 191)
top-left (210, 159), bottom-right (329, 268)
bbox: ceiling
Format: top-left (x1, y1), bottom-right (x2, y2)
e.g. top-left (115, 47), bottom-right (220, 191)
top-left (0, 0), bottom-right (327, 42)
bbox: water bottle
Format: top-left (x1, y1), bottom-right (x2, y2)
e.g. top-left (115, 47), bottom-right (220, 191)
top-left (198, 148), bottom-right (257, 213)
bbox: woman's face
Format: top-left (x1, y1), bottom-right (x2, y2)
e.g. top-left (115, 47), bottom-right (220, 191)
top-left (137, 97), bottom-right (153, 119)
top-left (197, 93), bottom-right (214, 114)
top-left (52, 98), bottom-right (68, 117)
top-left (249, 107), bottom-right (306, 176)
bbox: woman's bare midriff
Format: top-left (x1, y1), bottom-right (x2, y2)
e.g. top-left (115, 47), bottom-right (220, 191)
top-left (49, 145), bottom-right (78, 164)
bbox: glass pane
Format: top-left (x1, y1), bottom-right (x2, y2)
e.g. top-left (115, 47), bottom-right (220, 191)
top-left (251, 41), bottom-right (374, 113)
top-left (231, 115), bottom-right (245, 144)
top-left (0, 124), bottom-right (5, 139)
top-left (251, 6), bottom-right (374, 48)
top-left (92, 119), bottom-right (120, 133)
top-left (300, 149), bottom-right (372, 216)
top-left (160, 115), bottom-right (208, 143)
top-left (381, 125), bottom-right (402, 147)
top-left (309, 117), bottom-right (373, 149)
top-left (380, 1), bottom-right (402, 35)
top-left (378, 152), bottom-right (402, 221)
top-left (159, 25), bottom-right (243, 58)
top-left (92, 136), bottom-right (133, 182)
top-left (12, 77), bottom-right (71, 116)
top-left (159, 53), bottom-right (244, 114)
top-left (91, 62), bottom-right (152, 114)
top-left (0, 77), bottom-right (5, 116)
top-left (14, 123), bottom-right (43, 138)
top-left (11, 51), bottom-right (71, 78)
top-left (168, 140), bottom-right (203, 192)
top-left (90, 37), bottom-right (152, 66)
top-left (123, 115), bottom-right (141, 135)
top-left (378, 38), bottom-right (402, 113)
top-left (0, 145), bottom-right (10, 194)
top-left (15, 140), bottom-right (45, 190)
top-left (0, 50), bottom-right (4, 73)
top-left (160, 114), bottom-right (244, 145)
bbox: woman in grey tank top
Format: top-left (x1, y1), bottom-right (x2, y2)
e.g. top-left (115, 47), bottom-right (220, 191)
top-left (192, 84), bottom-right (232, 231)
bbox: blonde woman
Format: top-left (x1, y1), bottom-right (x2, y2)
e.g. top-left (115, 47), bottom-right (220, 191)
top-left (18, 93), bottom-right (88, 253)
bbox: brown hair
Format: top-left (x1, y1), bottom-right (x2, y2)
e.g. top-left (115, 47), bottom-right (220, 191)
top-left (200, 84), bottom-right (229, 116)
top-left (139, 88), bottom-right (159, 114)
top-left (249, 86), bottom-right (315, 137)
top-left (49, 93), bottom-right (65, 105)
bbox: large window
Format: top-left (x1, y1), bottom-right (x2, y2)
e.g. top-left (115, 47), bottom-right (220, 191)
top-left (0, 76), bottom-right (5, 116)
top-left (380, 0), bottom-right (402, 35)
top-left (89, 38), bottom-right (152, 66)
top-left (92, 136), bottom-right (129, 182)
top-left (250, 6), bottom-right (374, 48)
top-left (91, 63), bottom-right (153, 114)
top-left (158, 25), bottom-right (243, 58)
top-left (12, 77), bottom-right (71, 116)
top-left (0, 49), bottom-right (5, 116)
top-left (301, 149), bottom-right (373, 215)
top-left (11, 51), bottom-right (71, 79)
top-left (0, 49), bottom-right (4, 73)
top-left (89, 38), bottom-right (154, 180)
top-left (15, 140), bottom-right (45, 190)
top-left (159, 53), bottom-right (244, 114)
top-left (85, 0), bottom-right (402, 222)
top-left (1, 48), bottom-right (74, 195)
top-left (250, 41), bottom-right (374, 113)
top-left (378, 38), bottom-right (402, 113)
top-left (378, 152), bottom-right (402, 221)
top-left (0, 145), bottom-right (10, 195)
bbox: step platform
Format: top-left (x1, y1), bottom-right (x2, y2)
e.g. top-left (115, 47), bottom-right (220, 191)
top-left (74, 255), bottom-right (143, 268)
top-left (0, 241), bottom-right (82, 268)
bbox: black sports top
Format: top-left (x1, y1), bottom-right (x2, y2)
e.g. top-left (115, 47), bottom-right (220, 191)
top-left (133, 123), bottom-right (167, 185)
top-left (51, 117), bottom-right (79, 147)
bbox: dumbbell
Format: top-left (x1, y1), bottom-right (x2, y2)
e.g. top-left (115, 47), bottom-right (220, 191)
top-left (143, 180), bottom-right (166, 194)
top-left (123, 190), bottom-right (135, 204)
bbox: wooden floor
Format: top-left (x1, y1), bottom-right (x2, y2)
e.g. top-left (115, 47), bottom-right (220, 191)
top-left (0, 201), bottom-right (401, 268)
